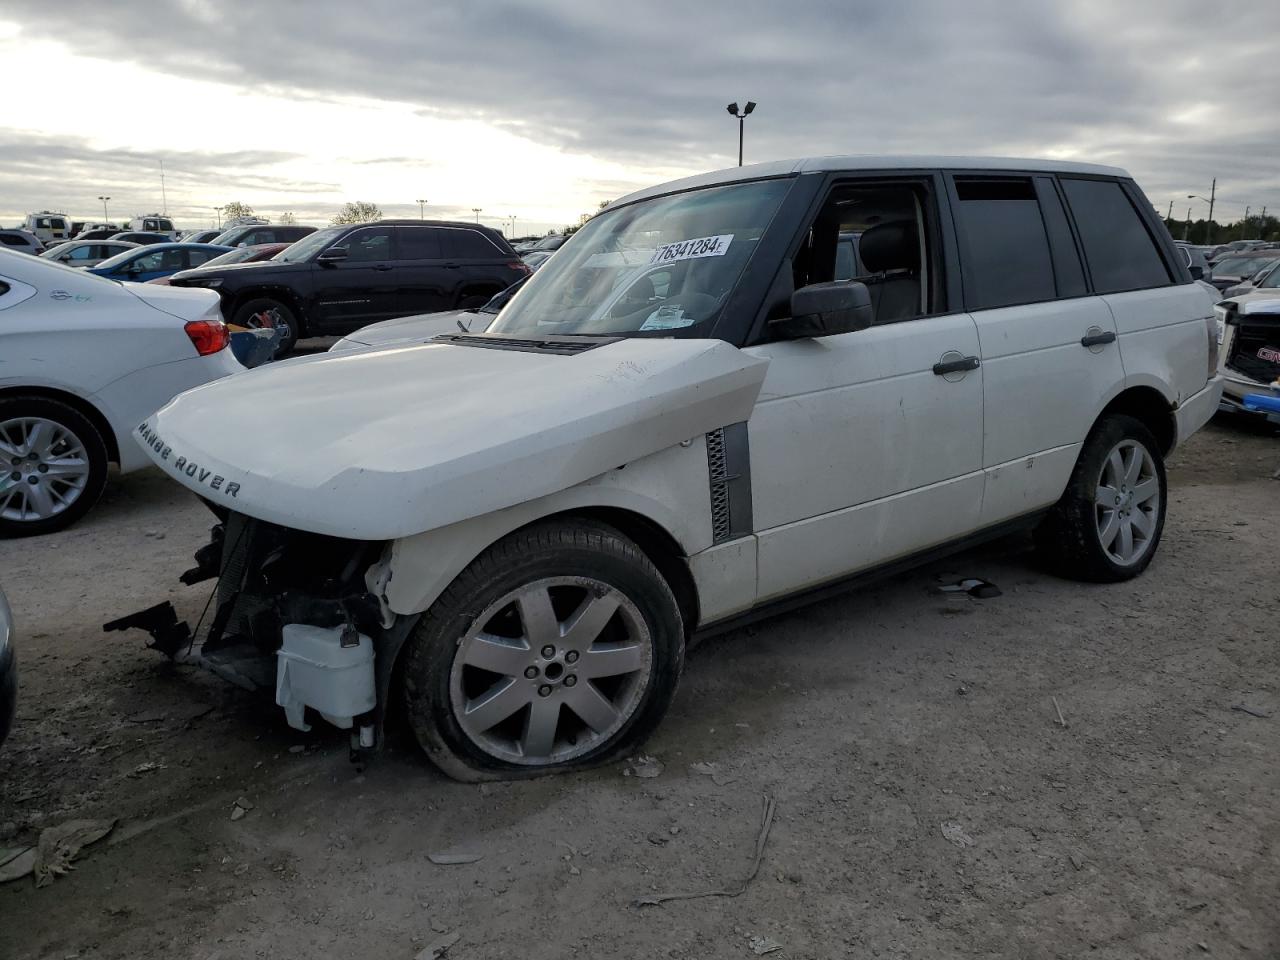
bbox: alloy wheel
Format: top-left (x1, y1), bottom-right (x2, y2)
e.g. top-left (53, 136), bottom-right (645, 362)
top-left (1095, 438), bottom-right (1160, 566)
top-left (449, 576), bottom-right (653, 766)
top-left (0, 417), bottom-right (91, 522)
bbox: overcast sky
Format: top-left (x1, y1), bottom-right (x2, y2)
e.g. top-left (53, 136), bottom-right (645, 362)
top-left (3, 0), bottom-right (1277, 235)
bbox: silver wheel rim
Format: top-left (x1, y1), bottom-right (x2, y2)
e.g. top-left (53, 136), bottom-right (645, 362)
top-left (1095, 439), bottom-right (1160, 566)
top-left (449, 576), bottom-right (653, 766)
top-left (0, 417), bottom-right (91, 522)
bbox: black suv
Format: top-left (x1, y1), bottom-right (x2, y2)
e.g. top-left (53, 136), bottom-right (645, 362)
top-left (211, 223), bottom-right (317, 247)
top-left (168, 220), bottom-right (530, 355)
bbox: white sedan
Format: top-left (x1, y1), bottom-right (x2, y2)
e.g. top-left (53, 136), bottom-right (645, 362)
top-left (0, 250), bottom-right (243, 536)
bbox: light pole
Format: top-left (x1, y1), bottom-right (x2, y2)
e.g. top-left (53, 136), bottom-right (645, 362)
top-left (97, 195), bottom-right (111, 222)
top-left (1183, 206), bottom-right (1192, 242)
top-left (417, 199), bottom-right (428, 220)
top-left (1188, 178), bottom-right (1216, 244)
top-left (509, 214), bottom-right (517, 238)
top-left (472, 207), bottom-right (482, 223)
top-left (725, 101), bottom-right (756, 166)
top-left (213, 206), bottom-right (222, 229)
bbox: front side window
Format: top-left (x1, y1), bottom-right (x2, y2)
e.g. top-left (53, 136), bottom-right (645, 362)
top-left (343, 227), bottom-right (394, 262)
top-left (65, 245), bottom-right (94, 261)
top-left (952, 178), bottom-right (1057, 310)
top-left (1061, 178), bottom-right (1171, 294)
top-left (490, 179), bottom-right (789, 338)
top-left (186, 249), bottom-right (218, 267)
top-left (1255, 262), bottom-right (1280, 289)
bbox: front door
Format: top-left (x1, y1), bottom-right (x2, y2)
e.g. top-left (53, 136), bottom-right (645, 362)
top-left (311, 225), bottom-right (398, 333)
top-left (743, 177), bottom-right (986, 602)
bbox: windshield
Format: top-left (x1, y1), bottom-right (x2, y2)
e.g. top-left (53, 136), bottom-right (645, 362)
top-left (1256, 261), bottom-right (1280, 289)
top-left (1214, 256), bottom-right (1267, 277)
top-left (272, 227), bottom-right (344, 263)
top-left (201, 246), bottom-right (266, 267)
top-left (490, 179), bottom-right (790, 338)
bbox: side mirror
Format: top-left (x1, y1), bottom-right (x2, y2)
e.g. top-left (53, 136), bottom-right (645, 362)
top-left (317, 247), bottom-right (349, 265)
top-left (1189, 265), bottom-right (1204, 280)
top-left (770, 281), bottom-right (873, 340)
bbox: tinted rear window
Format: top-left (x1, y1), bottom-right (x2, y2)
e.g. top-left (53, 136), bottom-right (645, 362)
top-left (0, 234), bottom-right (29, 246)
top-left (397, 226), bottom-right (444, 259)
top-left (442, 229), bottom-right (502, 260)
top-left (952, 177), bottom-right (1057, 310)
top-left (1061, 178), bottom-right (1171, 294)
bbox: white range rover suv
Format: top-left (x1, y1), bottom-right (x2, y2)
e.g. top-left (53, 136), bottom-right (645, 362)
top-left (120, 156), bottom-right (1222, 780)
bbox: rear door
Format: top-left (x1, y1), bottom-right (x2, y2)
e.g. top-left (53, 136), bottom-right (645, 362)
top-left (947, 173), bottom-right (1124, 526)
top-left (310, 225), bottom-right (398, 332)
top-left (393, 226), bottom-right (453, 315)
top-left (442, 227), bottom-right (516, 306)
top-left (1059, 177), bottom-right (1210, 408)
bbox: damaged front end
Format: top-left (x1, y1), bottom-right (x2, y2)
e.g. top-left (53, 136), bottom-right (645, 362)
top-left (105, 508), bottom-right (408, 762)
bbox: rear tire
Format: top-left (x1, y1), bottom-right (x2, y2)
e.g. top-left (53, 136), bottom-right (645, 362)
top-left (232, 298), bottom-right (299, 358)
top-left (400, 520), bottom-right (685, 782)
top-left (1035, 414), bottom-right (1167, 582)
top-left (0, 397), bottom-right (109, 538)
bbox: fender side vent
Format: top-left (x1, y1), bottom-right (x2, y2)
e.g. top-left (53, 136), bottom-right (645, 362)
top-left (706, 428), bottom-right (731, 543)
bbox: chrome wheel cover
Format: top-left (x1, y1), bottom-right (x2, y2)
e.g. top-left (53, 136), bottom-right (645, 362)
top-left (0, 417), bottom-right (91, 522)
top-left (1095, 438), bottom-right (1160, 566)
top-left (449, 576), bottom-right (653, 766)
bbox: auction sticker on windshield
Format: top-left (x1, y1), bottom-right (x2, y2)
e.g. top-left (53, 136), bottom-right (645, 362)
top-left (649, 234), bottom-right (733, 266)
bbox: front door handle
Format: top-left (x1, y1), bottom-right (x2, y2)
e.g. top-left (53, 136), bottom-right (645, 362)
top-left (372, 264), bottom-right (393, 272)
top-left (1081, 330), bottom-right (1117, 347)
top-left (932, 355), bottom-right (980, 376)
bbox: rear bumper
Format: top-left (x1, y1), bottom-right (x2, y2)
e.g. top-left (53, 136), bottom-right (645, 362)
top-left (1175, 376), bottom-right (1224, 446)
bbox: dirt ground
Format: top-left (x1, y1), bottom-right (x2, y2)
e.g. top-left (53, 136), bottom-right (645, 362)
top-left (1, 414), bottom-right (1277, 960)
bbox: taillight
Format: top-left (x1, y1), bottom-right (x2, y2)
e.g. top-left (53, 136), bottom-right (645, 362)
top-left (508, 260), bottom-right (532, 276)
top-left (184, 318), bottom-right (229, 356)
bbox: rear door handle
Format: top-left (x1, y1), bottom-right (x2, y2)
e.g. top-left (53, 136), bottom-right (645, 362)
top-left (373, 264), bottom-right (393, 272)
top-left (1081, 330), bottom-right (1117, 347)
top-left (932, 355), bottom-right (980, 376)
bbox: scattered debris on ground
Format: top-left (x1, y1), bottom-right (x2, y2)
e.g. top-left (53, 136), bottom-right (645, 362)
top-left (936, 577), bottom-right (1003, 599)
top-left (940, 822), bottom-right (975, 848)
top-left (415, 931), bottom-right (460, 959)
top-left (634, 794), bottom-right (776, 907)
top-left (622, 755), bottom-right (664, 779)
top-left (0, 819), bottom-right (115, 887)
top-left (428, 851), bottom-right (484, 866)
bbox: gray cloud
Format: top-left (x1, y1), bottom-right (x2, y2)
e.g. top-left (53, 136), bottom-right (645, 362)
top-left (5, 0), bottom-right (1280, 221)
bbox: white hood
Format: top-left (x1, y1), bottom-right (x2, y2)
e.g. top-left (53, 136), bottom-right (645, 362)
top-left (137, 337), bottom-right (769, 540)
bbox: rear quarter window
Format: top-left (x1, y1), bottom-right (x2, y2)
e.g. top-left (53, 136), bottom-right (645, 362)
top-left (443, 229), bottom-right (503, 260)
top-left (1061, 178), bottom-right (1172, 294)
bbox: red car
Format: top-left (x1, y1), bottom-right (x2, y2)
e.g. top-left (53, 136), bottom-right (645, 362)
top-left (146, 242), bottom-right (290, 284)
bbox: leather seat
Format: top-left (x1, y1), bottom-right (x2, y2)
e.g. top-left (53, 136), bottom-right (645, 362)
top-left (858, 220), bottom-right (921, 324)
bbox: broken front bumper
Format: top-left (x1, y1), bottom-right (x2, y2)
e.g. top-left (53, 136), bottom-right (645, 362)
top-left (105, 511), bottom-right (410, 757)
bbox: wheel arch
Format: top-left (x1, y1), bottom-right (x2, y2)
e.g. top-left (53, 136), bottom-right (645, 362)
top-left (0, 385), bottom-right (120, 464)
top-left (1095, 385), bottom-right (1177, 455)
top-left (226, 287), bottom-right (308, 334)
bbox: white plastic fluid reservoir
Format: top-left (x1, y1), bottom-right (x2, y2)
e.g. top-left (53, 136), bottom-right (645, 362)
top-left (275, 623), bottom-right (376, 732)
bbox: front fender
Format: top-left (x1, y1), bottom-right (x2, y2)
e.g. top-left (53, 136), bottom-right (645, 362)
top-left (377, 438), bottom-right (713, 617)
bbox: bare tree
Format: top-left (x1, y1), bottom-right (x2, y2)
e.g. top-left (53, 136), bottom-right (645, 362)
top-left (331, 201), bottom-right (383, 225)
top-left (221, 201), bottom-right (257, 223)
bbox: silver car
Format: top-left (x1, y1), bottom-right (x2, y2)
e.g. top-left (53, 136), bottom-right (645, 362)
top-left (39, 239), bottom-right (140, 268)
top-left (0, 587), bottom-right (14, 747)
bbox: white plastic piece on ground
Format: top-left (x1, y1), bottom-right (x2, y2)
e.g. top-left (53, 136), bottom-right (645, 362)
top-left (275, 624), bottom-right (375, 732)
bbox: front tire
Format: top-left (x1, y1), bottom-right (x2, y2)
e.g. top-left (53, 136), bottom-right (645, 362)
top-left (1036, 414), bottom-right (1167, 582)
top-left (400, 520), bottom-right (685, 781)
top-left (232, 298), bottom-right (300, 358)
top-left (0, 397), bottom-right (109, 538)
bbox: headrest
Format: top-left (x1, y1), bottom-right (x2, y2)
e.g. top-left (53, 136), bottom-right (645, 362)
top-left (858, 219), bottom-right (919, 274)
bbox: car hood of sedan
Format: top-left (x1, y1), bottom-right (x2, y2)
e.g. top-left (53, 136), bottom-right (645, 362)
top-left (137, 336), bottom-right (769, 540)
